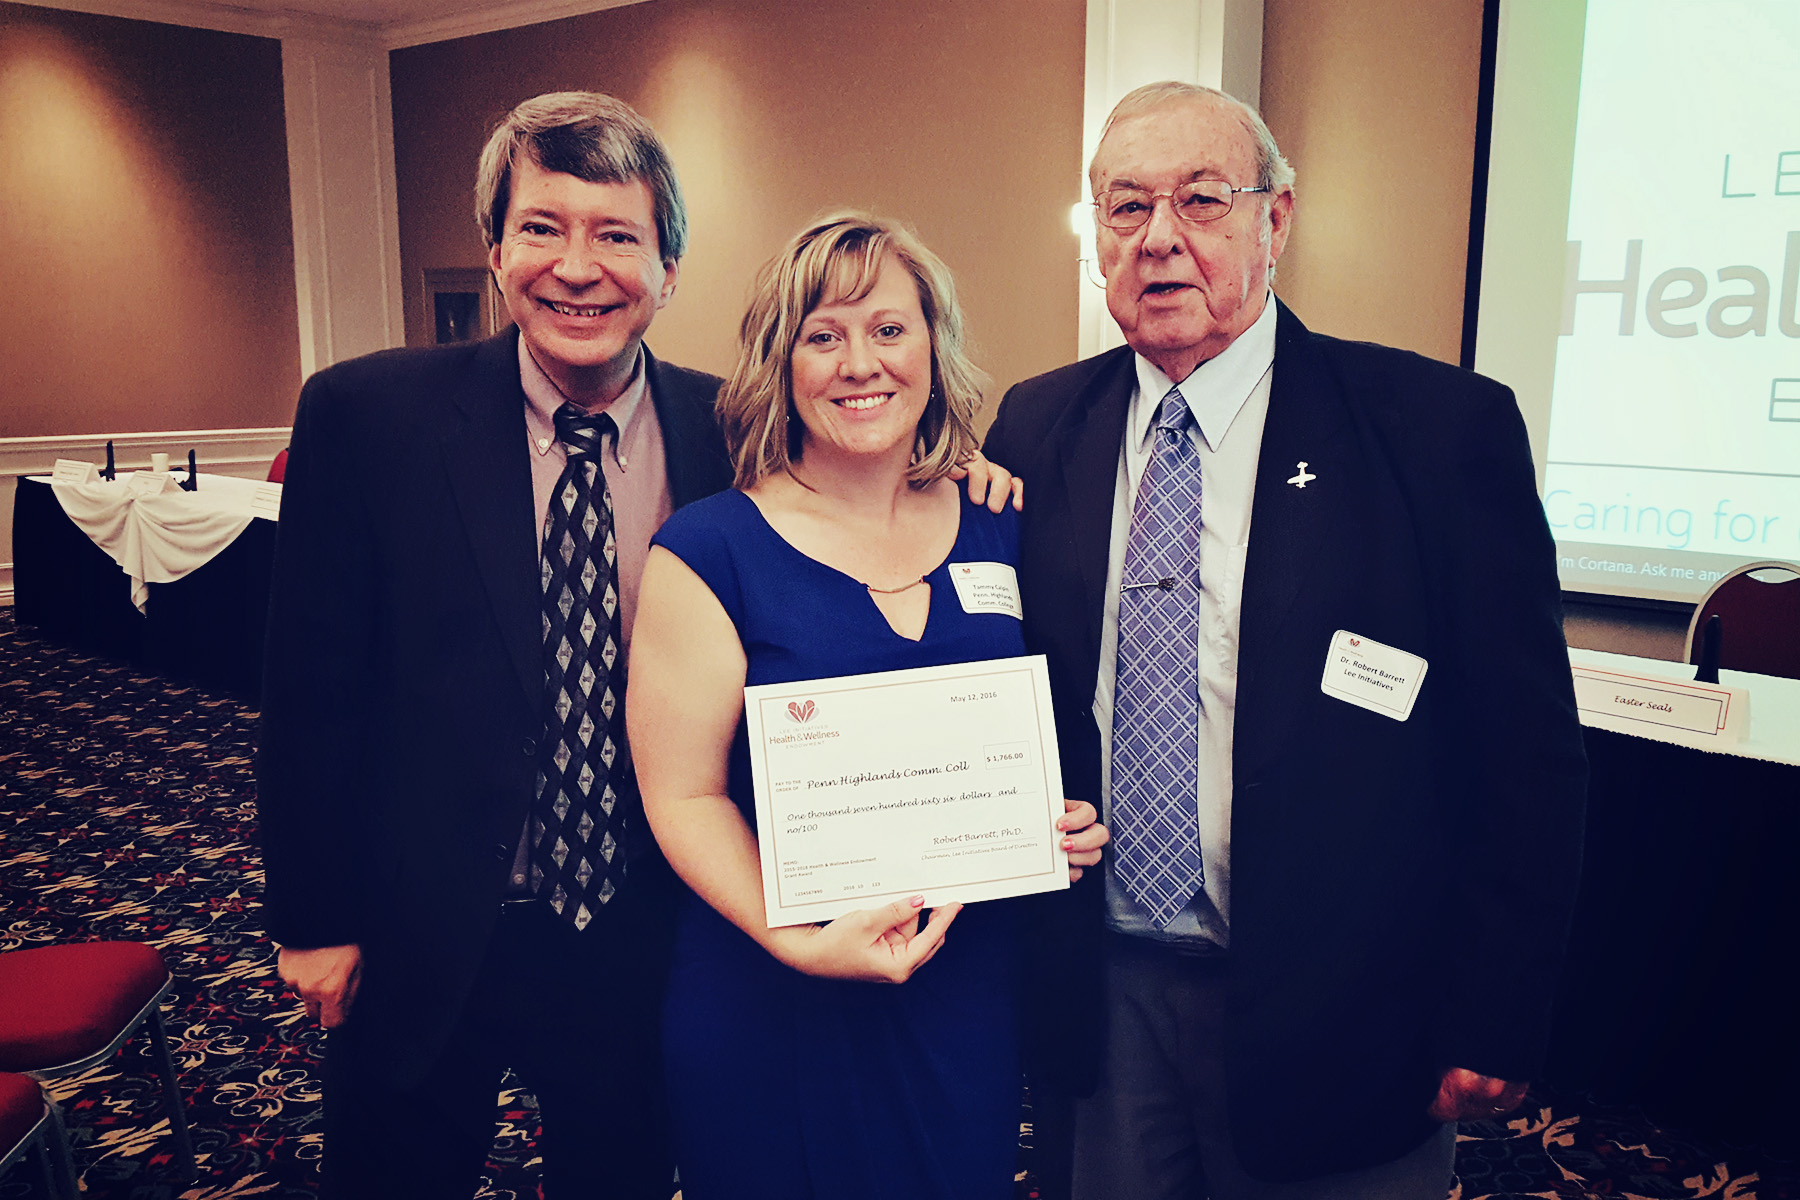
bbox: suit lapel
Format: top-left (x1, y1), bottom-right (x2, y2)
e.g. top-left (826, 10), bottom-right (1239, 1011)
top-left (1236, 303), bottom-right (1355, 767)
top-left (1047, 348), bottom-right (1135, 690)
top-left (441, 330), bottom-right (541, 712)
top-left (644, 346), bottom-right (731, 509)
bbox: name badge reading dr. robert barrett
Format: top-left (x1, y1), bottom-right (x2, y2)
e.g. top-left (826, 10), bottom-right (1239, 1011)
top-left (1320, 630), bottom-right (1428, 721)
top-left (949, 562), bottom-right (1023, 619)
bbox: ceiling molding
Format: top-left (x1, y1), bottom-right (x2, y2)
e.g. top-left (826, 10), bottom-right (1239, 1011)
top-left (380, 0), bottom-right (648, 49)
top-left (14, 0), bottom-right (379, 44)
top-left (13, 0), bottom-right (651, 49)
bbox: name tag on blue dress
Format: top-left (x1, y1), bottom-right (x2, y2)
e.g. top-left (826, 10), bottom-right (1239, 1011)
top-left (949, 562), bottom-right (1022, 619)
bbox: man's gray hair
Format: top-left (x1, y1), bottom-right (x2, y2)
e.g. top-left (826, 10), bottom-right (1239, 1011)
top-left (1089, 81), bottom-right (1296, 194)
top-left (475, 91), bottom-right (688, 261)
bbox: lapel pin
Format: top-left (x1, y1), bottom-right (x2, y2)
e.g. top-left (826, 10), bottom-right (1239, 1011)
top-left (1287, 461), bottom-right (1316, 489)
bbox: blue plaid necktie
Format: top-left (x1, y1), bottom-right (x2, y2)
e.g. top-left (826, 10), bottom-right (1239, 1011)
top-left (531, 405), bottom-right (627, 930)
top-left (1112, 385), bottom-right (1204, 928)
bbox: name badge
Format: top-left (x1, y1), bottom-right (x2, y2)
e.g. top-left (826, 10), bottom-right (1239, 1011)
top-left (948, 562), bottom-right (1023, 619)
top-left (1320, 630), bottom-right (1428, 721)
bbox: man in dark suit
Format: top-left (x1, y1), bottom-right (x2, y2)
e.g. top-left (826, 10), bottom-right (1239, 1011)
top-left (985, 82), bottom-right (1587, 1199)
top-left (258, 92), bottom-right (732, 1198)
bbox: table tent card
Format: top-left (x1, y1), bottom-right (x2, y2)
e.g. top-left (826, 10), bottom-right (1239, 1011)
top-left (1571, 661), bottom-right (1750, 748)
top-left (126, 471), bottom-right (173, 499)
top-left (249, 484), bottom-right (282, 520)
top-left (51, 459), bottom-right (99, 485)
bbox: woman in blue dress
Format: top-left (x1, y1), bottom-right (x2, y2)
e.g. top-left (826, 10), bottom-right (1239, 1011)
top-left (628, 213), bottom-right (1107, 1199)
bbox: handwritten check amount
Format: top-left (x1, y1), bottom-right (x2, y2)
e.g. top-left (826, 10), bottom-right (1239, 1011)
top-left (743, 655), bottom-right (1068, 927)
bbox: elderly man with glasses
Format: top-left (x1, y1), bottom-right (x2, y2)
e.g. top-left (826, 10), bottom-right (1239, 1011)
top-left (985, 82), bottom-right (1587, 1200)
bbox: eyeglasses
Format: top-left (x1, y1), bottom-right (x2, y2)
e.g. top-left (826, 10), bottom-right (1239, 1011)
top-left (1093, 180), bottom-right (1272, 230)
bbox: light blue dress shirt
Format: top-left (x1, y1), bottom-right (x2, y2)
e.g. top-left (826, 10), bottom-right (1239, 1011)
top-left (1095, 296), bottom-right (1278, 947)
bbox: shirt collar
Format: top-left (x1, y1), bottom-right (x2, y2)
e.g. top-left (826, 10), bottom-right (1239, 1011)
top-left (519, 337), bottom-right (650, 462)
top-left (1131, 293), bottom-right (1278, 453)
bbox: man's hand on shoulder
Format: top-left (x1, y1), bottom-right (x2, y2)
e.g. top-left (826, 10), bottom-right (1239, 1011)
top-left (1428, 1067), bottom-right (1528, 1123)
top-left (950, 451), bottom-right (1024, 513)
top-left (278, 943), bottom-right (363, 1028)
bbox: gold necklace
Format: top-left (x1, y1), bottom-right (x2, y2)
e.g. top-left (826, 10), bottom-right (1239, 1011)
top-left (781, 466), bottom-right (927, 596)
top-left (865, 577), bottom-right (927, 595)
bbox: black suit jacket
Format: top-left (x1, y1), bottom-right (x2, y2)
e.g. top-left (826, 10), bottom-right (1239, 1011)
top-left (985, 304), bottom-right (1587, 1181)
top-left (257, 330), bottom-right (732, 1086)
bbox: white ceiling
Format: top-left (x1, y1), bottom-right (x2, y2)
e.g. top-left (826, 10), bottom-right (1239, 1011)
top-left (21, 0), bottom-right (649, 49)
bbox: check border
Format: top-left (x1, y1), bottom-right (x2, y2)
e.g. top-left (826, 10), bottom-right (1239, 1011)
top-left (745, 654), bottom-right (1067, 926)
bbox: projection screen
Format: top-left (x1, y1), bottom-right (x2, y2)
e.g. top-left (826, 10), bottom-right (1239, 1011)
top-left (1473, 0), bottom-right (1800, 602)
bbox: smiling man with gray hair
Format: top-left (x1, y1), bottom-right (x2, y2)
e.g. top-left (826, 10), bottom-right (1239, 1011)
top-left (986, 81), bottom-right (1587, 1200)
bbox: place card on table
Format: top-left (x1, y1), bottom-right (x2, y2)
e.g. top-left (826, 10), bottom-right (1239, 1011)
top-left (1571, 662), bottom-right (1750, 746)
top-left (249, 483), bottom-right (283, 520)
top-left (52, 459), bottom-right (99, 485)
top-left (125, 470), bottom-right (172, 498)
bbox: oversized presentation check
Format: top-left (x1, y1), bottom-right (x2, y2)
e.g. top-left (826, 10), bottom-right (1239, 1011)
top-left (743, 655), bottom-right (1067, 927)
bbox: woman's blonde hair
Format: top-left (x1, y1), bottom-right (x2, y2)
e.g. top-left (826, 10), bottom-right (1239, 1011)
top-left (717, 212), bottom-right (983, 489)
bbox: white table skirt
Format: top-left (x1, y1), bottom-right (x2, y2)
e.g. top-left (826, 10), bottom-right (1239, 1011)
top-left (40, 472), bottom-right (276, 611)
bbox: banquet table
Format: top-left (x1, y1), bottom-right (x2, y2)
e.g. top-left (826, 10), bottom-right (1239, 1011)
top-left (12, 473), bottom-right (278, 701)
top-left (1548, 650), bottom-right (1800, 1152)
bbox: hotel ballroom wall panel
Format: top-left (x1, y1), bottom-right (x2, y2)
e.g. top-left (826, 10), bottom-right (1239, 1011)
top-left (0, 3), bottom-right (300, 437)
top-left (1261, 0), bottom-right (1485, 367)
top-left (1259, 0), bottom-right (1683, 657)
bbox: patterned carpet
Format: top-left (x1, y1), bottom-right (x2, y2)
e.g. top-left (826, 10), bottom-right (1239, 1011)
top-left (0, 606), bottom-right (1794, 1199)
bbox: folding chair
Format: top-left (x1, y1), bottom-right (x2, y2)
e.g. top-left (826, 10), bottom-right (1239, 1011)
top-left (0, 1072), bottom-right (81, 1200)
top-left (0, 942), bottom-right (197, 1181)
top-left (1685, 560), bottom-right (1800, 680)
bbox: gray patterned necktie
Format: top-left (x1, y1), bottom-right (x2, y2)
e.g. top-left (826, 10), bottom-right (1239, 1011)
top-left (1111, 385), bottom-right (1205, 928)
top-left (531, 405), bottom-right (627, 930)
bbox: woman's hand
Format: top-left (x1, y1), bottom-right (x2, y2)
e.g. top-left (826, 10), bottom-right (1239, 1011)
top-left (1057, 799), bottom-right (1109, 883)
top-left (769, 895), bottom-right (962, 982)
top-left (950, 451), bottom-right (1025, 513)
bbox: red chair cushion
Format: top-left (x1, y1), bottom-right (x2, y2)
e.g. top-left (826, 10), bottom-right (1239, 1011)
top-left (0, 1072), bottom-right (47, 1152)
top-left (267, 447), bottom-right (289, 483)
top-left (0, 943), bottom-right (168, 1071)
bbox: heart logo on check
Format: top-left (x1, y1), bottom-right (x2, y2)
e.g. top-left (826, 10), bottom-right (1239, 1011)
top-left (787, 700), bottom-right (816, 724)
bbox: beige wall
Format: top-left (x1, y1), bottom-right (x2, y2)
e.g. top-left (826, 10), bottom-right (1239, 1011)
top-left (390, 0), bottom-right (1086, 417)
top-left (0, 0), bottom-right (1488, 426)
top-left (1257, 1), bottom-right (1689, 652)
top-left (0, 3), bottom-right (300, 437)
top-left (1260, 0), bottom-right (1485, 365)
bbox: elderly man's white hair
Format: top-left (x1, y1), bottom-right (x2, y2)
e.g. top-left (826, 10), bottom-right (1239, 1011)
top-left (1088, 81), bottom-right (1296, 195)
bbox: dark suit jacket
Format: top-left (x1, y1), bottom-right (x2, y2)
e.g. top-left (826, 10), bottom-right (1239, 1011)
top-left (984, 303), bottom-right (1587, 1182)
top-left (257, 330), bottom-right (732, 1087)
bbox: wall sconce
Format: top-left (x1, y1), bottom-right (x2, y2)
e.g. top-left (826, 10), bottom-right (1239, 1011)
top-left (1070, 200), bottom-right (1104, 288)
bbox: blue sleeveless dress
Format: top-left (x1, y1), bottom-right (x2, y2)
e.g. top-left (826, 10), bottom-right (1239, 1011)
top-left (651, 488), bottom-right (1027, 1200)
